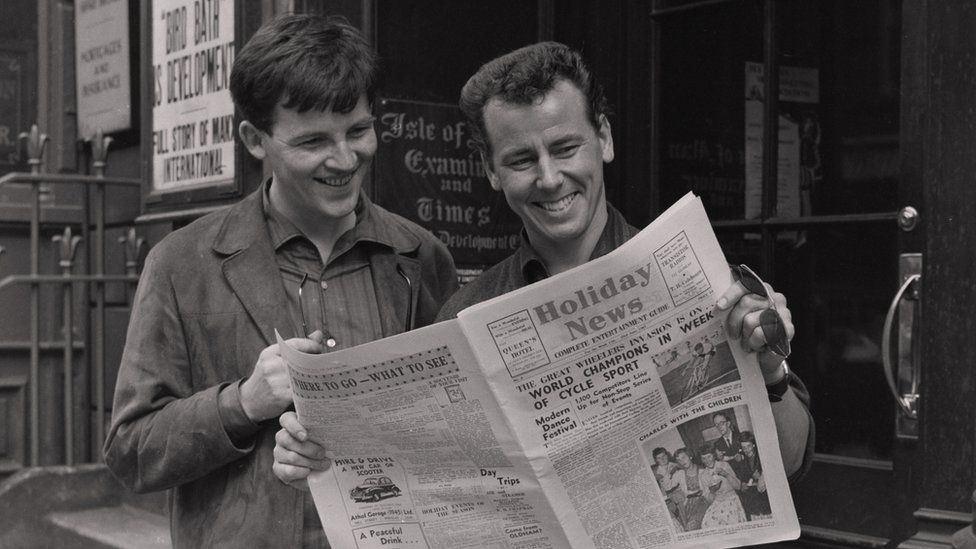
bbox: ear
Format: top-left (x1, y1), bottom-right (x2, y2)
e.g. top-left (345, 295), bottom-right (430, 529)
top-left (238, 120), bottom-right (267, 161)
top-left (597, 114), bottom-right (614, 164)
top-left (482, 153), bottom-right (502, 191)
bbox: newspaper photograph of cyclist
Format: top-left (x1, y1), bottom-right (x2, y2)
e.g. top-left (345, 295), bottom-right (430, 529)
top-left (654, 317), bottom-right (740, 407)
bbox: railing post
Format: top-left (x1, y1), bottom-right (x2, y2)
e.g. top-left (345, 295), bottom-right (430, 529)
top-left (52, 227), bottom-right (81, 465)
top-left (118, 228), bottom-right (145, 303)
top-left (89, 129), bottom-right (112, 455)
top-left (19, 124), bottom-right (48, 466)
top-left (0, 140), bottom-right (141, 468)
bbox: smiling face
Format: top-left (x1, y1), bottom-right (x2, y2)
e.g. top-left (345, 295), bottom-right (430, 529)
top-left (654, 451), bottom-right (670, 468)
top-left (741, 440), bottom-right (756, 458)
top-left (482, 79), bottom-right (613, 265)
top-left (675, 451), bottom-right (692, 469)
top-left (241, 94), bottom-right (376, 232)
top-left (701, 452), bottom-right (716, 468)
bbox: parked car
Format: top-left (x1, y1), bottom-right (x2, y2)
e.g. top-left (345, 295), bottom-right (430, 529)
top-left (350, 476), bottom-right (401, 502)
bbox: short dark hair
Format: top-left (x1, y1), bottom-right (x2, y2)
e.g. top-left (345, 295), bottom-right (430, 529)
top-left (229, 14), bottom-right (378, 134)
top-left (739, 430), bottom-right (756, 446)
top-left (459, 41), bottom-right (610, 159)
top-left (652, 447), bottom-right (671, 461)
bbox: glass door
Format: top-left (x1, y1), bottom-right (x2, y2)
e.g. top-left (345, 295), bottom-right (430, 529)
top-left (652, 0), bottom-right (917, 545)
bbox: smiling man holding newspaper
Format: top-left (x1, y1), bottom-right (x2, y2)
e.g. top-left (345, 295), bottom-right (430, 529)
top-left (105, 14), bottom-right (457, 549)
top-left (273, 42), bottom-right (813, 538)
top-left (444, 43), bottom-right (811, 482)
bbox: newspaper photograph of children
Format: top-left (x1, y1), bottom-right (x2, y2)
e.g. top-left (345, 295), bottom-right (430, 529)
top-left (640, 404), bottom-right (772, 533)
top-left (654, 322), bottom-right (740, 407)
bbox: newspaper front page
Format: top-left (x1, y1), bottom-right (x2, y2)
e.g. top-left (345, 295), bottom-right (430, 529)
top-left (281, 320), bottom-right (574, 548)
top-left (280, 193), bottom-right (800, 548)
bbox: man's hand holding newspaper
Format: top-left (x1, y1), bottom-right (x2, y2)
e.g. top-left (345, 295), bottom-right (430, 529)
top-left (274, 194), bottom-right (804, 548)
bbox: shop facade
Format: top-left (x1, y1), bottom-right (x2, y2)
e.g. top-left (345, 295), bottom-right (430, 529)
top-left (0, 1), bottom-right (973, 546)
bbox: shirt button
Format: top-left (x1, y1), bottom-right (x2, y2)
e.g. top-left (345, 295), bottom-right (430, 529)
top-left (320, 281), bottom-right (328, 290)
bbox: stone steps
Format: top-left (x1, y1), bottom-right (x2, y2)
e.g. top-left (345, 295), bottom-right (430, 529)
top-left (47, 504), bottom-right (170, 548)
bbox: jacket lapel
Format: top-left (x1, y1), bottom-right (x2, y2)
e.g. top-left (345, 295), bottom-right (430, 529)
top-left (213, 189), bottom-right (295, 346)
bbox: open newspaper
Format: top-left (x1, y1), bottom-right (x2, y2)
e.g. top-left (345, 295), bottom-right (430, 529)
top-left (279, 193), bottom-right (800, 548)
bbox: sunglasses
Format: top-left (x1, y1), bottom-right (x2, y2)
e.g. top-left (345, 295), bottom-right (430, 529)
top-left (728, 264), bottom-right (791, 358)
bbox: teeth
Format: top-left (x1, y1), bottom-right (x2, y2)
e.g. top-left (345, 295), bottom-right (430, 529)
top-left (538, 194), bottom-right (576, 212)
top-left (317, 174), bottom-right (353, 187)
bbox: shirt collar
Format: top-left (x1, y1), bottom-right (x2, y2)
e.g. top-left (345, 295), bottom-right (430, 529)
top-left (261, 179), bottom-right (396, 255)
top-left (516, 202), bottom-right (632, 284)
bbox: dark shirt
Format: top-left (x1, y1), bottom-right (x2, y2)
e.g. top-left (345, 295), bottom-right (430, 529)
top-left (263, 182), bottom-right (391, 349)
top-left (436, 203), bottom-right (638, 321)
top-left (221, 182), bottom-right (421, 549)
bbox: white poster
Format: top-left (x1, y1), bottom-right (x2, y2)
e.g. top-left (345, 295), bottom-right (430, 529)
top-left (744, 62), bottom-right (819, 220)
top-left (75, 0), bottom-right (132, 139)
top-left (151, 0), bottom-right (236, 192)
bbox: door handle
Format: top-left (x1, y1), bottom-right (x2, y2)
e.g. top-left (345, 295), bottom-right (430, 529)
top-left (881, 256), bottom-right (921, 422)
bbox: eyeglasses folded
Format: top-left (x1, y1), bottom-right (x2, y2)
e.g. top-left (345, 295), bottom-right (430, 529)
top-left (728, 264), bottom-right (791, 358)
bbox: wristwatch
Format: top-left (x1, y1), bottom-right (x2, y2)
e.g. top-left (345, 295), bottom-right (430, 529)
top-left (766, 361), bottom-right (791, 403)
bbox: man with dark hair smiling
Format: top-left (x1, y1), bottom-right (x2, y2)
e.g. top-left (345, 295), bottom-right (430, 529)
top-left (272, 41), bottom-right (813, 509)
top-left (104, 14), bottom-right (457, 548)
top-left (438, 42), bottom-right (813, 479)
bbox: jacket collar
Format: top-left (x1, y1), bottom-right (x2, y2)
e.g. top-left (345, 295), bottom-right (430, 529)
top-left (212, 188), bottom-right (271, 256)
top-left (210, 187), bottom-right (426, 345)
top-left (211, 189), bottom-right (293, 345)
top-left (340, 192), bottom-right (422, 256)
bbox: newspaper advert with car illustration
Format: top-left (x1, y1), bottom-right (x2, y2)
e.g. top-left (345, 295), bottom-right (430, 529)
top-left (279, 193), bottom-right (800, 548)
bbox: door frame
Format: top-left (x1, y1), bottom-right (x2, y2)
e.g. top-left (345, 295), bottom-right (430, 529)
top-left (902, 0), bottom-right (976, 544)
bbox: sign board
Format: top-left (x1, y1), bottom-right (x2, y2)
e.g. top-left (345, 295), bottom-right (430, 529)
top-left (150, 0), bottom-right (236, 194)
top-left (75, 0), bottom-right (132, 139)
top-left (374, 99), bottom-right (522, 266)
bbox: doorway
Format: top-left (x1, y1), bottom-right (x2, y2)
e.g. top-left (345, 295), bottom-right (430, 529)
top-left (651, 0), bottom-right (921, 545)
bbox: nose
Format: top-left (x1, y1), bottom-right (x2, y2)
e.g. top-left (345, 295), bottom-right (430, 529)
top-left (325, 140), bottom-right (357, 172)
top-left (536, 155), bottom-right (562, 190)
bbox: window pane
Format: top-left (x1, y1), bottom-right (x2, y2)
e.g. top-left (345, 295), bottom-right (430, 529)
top-left (782, 0), bottom-right (901, 216)
top-left (720, 225), bottom-right (897, 460)
top-left (658, 0), bottom-right (901, 219)
top-left (657, 2), bottom-right (762, 220)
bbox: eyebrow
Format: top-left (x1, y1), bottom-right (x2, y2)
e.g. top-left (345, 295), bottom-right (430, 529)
top-left (285, 116), bottom-right (377, 142)
top-left (500, 147), bottom-right (532, 160)
top-left (550, 135), bottom-right (583, 147)
top-left (499, 134), bottom-right (584, 159)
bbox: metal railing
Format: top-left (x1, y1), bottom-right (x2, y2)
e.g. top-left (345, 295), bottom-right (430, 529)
top-left (0, 126), bottom-right (143, 466)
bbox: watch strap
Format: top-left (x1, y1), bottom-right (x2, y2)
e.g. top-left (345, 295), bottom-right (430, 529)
top-left (766, 361), bottom-right (791, 402)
